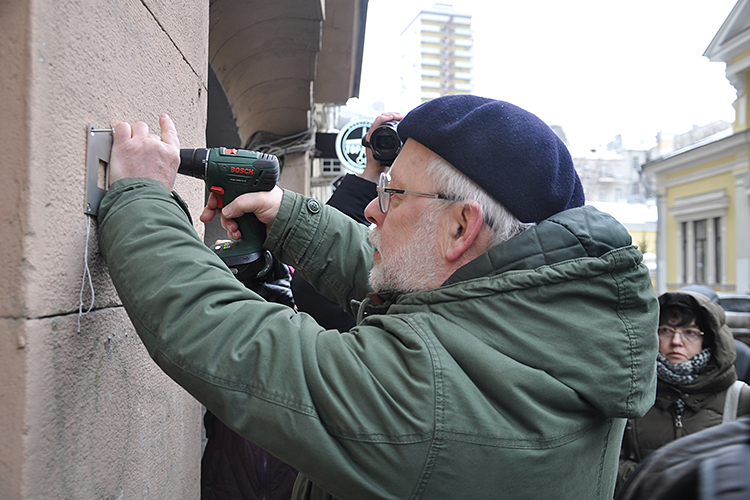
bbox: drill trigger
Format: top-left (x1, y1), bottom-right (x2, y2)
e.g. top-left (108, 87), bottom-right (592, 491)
top-left (210, 186), bottom-right (225, 209)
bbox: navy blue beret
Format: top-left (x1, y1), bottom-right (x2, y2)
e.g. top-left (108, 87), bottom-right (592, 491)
top-left (397, 95), bottom-right (584, 223)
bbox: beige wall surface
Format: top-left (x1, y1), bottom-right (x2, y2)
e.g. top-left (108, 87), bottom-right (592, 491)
top-left (0, 1), bottom-right (32, 497)
top-left (1, 0), bottom-right (209, 498)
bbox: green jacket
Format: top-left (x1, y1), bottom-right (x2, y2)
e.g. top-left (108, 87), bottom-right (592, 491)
top-left (98, 179), bottom-right (659, 500)
top-left (618, 291), bottom-right (750, 487)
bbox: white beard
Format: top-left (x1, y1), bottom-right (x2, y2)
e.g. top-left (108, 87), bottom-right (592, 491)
top-left (367, 209), bottom-right (444, 293)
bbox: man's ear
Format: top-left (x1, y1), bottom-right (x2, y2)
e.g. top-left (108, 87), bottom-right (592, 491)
top-left (445, 200), bottom-right (485, 262)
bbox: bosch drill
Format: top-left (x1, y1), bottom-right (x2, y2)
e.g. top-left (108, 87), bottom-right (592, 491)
top-left (178, 147), bottom-right (279, 279)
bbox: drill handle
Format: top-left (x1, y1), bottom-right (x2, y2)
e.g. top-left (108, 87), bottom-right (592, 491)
top-left (236, 211), bottom-right (267, 247)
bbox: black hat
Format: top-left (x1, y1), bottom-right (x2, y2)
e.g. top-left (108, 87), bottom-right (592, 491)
top-left (398, 94), bottom-right (584, 223)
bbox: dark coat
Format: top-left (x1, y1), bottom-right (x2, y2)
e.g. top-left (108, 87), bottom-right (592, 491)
top-left (615, 417), bottom-right (750, 500)
top-left (202, 412), bottom-right (299, 500)
top-left (618, 291), bottom-right (750, 490)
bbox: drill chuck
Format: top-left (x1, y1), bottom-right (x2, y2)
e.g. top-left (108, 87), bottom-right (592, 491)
top-left (178, 148), bottom-right (210, 179)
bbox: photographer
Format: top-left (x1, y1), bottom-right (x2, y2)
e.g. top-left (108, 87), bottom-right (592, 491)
top-left (99, 96), bottom-right (658, 499)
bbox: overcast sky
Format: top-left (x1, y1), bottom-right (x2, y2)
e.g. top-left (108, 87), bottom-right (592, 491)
top-left (356, 0), bottom-right (739, 152)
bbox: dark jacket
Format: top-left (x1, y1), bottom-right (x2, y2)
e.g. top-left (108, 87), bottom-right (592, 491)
top-left (98, 179), bottom-right (659, 500)
top-left (615, 417), bottom-right (750, 500)
top-left (202, 410), bottom-right (299, 500)
top-left (618, 291), bottom-right (750, 489)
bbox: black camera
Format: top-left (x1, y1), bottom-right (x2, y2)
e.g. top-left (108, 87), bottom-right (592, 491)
top-left (362, 120), bottom-right (402, 166)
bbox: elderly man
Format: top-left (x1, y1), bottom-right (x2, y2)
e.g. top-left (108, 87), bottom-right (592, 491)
top-left (99, 95), bottom-right (658, 499)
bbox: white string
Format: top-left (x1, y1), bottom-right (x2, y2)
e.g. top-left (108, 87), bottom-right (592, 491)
top-left (78, 214), bottom-right (96, 332)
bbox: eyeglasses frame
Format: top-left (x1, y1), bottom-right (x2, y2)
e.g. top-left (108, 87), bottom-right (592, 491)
top-left (657, 325), bottom-right (705, 343)
top-left (376, 172), bottom-right (453, 213)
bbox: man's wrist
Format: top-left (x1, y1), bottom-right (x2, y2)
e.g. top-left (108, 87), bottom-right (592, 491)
top-left (359, 163), bottom-right (387, 183)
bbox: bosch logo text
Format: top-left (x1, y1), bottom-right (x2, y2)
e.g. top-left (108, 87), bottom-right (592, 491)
top-left (231, 166), bottom-right (255, 175)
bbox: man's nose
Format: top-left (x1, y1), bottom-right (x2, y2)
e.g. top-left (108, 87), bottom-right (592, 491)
top-left (365, 198), bottom-right (382, 226)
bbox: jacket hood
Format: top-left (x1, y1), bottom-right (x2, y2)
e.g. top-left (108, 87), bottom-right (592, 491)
top-left (657, 291), bottom-right (737, 392)
top-left (395, 206), bottom-right (659, 419)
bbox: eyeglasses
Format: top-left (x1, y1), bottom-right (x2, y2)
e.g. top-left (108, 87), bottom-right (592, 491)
top-left (657, 325), bottom-right (704, 343)
top-left (376, 172), bottom-right (453, 213)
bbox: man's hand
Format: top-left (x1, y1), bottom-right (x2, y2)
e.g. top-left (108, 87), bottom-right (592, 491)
top-left (109, 114), bottom-right (181, 191)
top-left (360, 111), bottom-right (404, 183)
top-left (200, 186), bottom-right (284, 240)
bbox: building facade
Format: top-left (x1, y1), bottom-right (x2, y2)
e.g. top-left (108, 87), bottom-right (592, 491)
top-left (399, 3), bottom-right (473, 108)
top-left (643, 0), bottom-right (750, 295)
top-left (573, 138), bottom-right (652, 205)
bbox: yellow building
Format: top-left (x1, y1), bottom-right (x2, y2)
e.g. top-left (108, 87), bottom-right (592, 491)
top-left (644, 0), bottom-right (750, 294)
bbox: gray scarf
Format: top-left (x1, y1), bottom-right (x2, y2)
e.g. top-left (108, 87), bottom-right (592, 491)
top-left (656, 349), bottom-right (712, 417)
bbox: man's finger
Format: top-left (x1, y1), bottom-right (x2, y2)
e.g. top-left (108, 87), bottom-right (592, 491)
top-left (206, 192), bottom-right (219, 210)
top-left (113, 122), bottom-right (131, 143)
top-left (221, 193), bottom-right (260, 219)
top-left (160, 114), bottom-right (180, 148)
top-left (199, 193), bottom-right (221, 223)
top-left (221, 187), bottom-right (283, 226)
top-left (131, 121), bottom-right (149, 138)
top-left (367, 112), bottom-right (403, 141)
top-left (200, 206), bottom-right (221, 224)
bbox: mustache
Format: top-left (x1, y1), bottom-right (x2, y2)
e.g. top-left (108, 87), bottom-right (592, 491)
top-left (368, 227), bottom-right (381, 250)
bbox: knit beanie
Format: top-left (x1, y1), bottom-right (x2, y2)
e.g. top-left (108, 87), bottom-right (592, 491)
top-left (397, 94), bottom-right (584, 223)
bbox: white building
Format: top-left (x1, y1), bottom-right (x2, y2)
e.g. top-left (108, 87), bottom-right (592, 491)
top-left (399, 3), bottom-right (473, 109)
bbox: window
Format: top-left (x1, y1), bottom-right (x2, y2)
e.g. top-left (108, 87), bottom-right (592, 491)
top-left (322, 158), bottom-right (342, 174)
top-left (669, 190), bottom-right (728, 286)
top-left (681, 221), bottom-right (688, 284)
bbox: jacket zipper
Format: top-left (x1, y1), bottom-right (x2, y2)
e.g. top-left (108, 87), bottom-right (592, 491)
top-left (262, 452), bottom-right (268, 500)
top-left (674, 413), bottom-right (683, 429)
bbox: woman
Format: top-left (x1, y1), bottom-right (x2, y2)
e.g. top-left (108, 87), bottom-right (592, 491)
top-left (617, 290), bottom-right (750, 489)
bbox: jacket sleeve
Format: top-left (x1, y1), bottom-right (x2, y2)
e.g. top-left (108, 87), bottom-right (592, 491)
top-left (97, 178), bottom-right (434, 499)
top-left (290, 174), bottom-right (376, 331)
top-left (264, 189), bottom-right (375, 315)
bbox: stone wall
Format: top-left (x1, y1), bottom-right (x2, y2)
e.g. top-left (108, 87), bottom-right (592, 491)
top-left (0, 0), bottom-right (209, 497)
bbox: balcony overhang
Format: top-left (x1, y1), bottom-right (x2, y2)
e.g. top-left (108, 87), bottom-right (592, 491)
top-left (209, 0), bottom-right (367, 145)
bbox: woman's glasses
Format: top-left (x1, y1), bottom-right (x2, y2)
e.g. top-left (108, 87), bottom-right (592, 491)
top-left (657, 326), bottom-right (704, 343)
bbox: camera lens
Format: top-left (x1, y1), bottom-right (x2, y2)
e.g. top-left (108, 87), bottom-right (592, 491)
top-left (374, 134), bottom-right (399, 151)
top-left (368, 120), bottom-right (402, 166)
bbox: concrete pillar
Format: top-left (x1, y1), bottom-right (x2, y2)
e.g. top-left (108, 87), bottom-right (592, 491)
top-left (280, 150), bottom-right (313, 197)
top-left (0, 0), bottom-right (209, 498)
top-left (686, 221), bottom-right (695, 284)
top-left (656, 192), bottom-right (668, 294)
